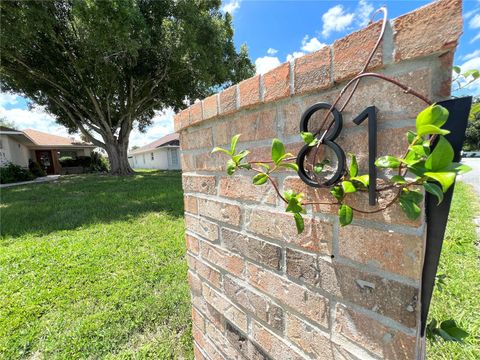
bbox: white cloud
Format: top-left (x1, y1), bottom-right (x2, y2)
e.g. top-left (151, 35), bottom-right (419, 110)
top-left (300, 36), bottom-right (327, 53)
top-left (457, 56), bottom-right (480, 93)
top-left (465, 8), bottom-right (479, 19)
top-left (469, 14), bottom-right (480, 29)
top-left (130, 108), bottom-right (174, 148)
top-left (357, 0), bottom-right (374, 26)
top-left (321, 5), bottom-right (355, 38)
top-left (222, 0), bottom-right (240, 15)
top-left (471, 32), bottom-right (480, 44)
top-left (286, 51), bottom-right (305, 62)
top-left (255, 56), bottom-right (281, 75)
top-left (0, 93), bottom-right (19, 107)
top-left (267, 48), bottom-right (278, 55)
top-left (463, 49), bottom-right (480, 61)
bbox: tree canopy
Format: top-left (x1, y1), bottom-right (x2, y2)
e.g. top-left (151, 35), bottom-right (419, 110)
top-left (0, 0), bottom-right (255, 174)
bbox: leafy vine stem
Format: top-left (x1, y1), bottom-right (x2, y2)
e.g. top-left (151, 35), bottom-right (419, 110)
top-left (211, 7), bottom-right (472, 233)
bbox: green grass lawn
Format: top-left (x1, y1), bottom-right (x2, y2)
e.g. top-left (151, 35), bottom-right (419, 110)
top-left (0, 171), bottom-right (193, 359)
top-left (427, 182), bottom-right (480, 359)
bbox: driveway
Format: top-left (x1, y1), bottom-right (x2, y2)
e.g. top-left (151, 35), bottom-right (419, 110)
top-left (459, 158), bottom-right (480, 197)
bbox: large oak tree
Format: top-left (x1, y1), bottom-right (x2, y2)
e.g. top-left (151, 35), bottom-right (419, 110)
top-left (0, 0), bottom-right (254, 174)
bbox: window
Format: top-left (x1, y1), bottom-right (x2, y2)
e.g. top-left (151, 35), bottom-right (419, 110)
top-left (169, 148), bottom-right (179, 166)
top-left (151, 152), bottom-right (154, 161)
top-left (142, 154), bottom-right (145, 163)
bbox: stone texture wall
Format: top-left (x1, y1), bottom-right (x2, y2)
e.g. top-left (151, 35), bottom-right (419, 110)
top-left (175, 1), bottom-right (462, 359)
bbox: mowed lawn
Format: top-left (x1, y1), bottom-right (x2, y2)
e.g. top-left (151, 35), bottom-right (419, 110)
top-left (0, 171), bottom-right (193, 359)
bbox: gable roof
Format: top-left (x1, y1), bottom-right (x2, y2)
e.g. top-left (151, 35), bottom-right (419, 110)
top-left (22, 129), bottom-right (95, 148)
top-left (130, 133), bottom-right (179, 155)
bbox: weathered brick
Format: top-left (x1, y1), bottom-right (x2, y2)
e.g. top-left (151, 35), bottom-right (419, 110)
top-left (220, 85), bottom-right (238, 115)
top-left (192, 306), bottom-right (206, 332)
top-left (202, 338), bottom-right (227, 360)
top-left (294, 46), bottom-right (332, 94)
top-left (334, 304), bottom-right (417, 359)
top-left (283, 177), bottom-right (337, 215)
top-left (285, 313), bottom-right (333, 360)
top-left (184, 194), bottom-right (198, 214)
top-left (239, 75), bottom-right (261, 108)
top-left (286, 248), bottom-right (419, 328)
top-left (188, 254), bottom-right (222, 289)
top-left (247, 208), bottom-right (333, 254)
top-left (437, 50), bottom-right (454, 98)
top-left (222, 228), bottom-right (282, 270)
top-left (203, 94), bottom-right (219, 120)
top-left (180, 127), bottom-right (213, 150)
top-left (197, 198), bottom-right (241, 226)
top-left (224, 275), bottom-right (284, 331)
top-left (203, 283), bottom-right (248, 333)
top-left (174, 108), bottom-right (190, 131)
top-left (185, 214), bottom-right (219, 241)
top-left (263, 62), bottom-right (290, 102)
top-left (246, 262), bottom-right (329, 328)
top-left (393, 0), bottom-right (462, 62)
top-left (180, 152), bottom-right (195, 171)
top-left (205, 320), bottom-right (244, 360)
top-left (185, 234), bottom-right (199, 255)
top-left (338, 225), bottom-right (423, 279)
top-left (251, 320), bottom-right (304, 360)
top-left (219, 175), bottom-right (277, 205)
top-left (188, 270), bottom-right (203, 298)
top-left (333, 21), bottom-right (383, 82)
top-left (190, 101), bottom-right (203, 126)
top-left (193, 341), bottom-right (208, 360)
top-left (196, 151), bottom-right (225, 172)
top-left (182, 175), bottom-right (216, 195)
top-left (281, 101), bottom-right (303, 136)
top-left (200, 240), bottom-right (245, 278)
top-left (225, 322), bottom-right (271, 360)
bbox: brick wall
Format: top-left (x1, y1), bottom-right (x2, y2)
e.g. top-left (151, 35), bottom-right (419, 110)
top-left (176, 1), bottom-right (462, 359)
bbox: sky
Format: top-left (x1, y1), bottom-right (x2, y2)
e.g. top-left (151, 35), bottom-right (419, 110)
top-left (1, 0), bottom-right (479, 148)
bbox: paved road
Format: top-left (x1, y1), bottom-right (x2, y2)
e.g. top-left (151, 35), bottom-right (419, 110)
top-left (459, 158), bottom-right (480, 197)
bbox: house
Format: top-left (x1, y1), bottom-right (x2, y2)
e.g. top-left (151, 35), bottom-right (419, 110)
top-left (128, 133), bottom-right (180, 170)
top-left (0, 126), bottom-right (96, 174)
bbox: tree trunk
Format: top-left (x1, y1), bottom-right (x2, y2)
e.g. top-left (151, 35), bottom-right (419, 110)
top-left (105, 141), bottom-right (134, 175)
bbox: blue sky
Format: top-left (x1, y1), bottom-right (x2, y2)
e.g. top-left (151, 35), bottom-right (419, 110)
top-left (1, 0), bottom-right (479, 147)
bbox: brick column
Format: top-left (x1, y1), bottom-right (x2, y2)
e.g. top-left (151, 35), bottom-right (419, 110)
top-left (176, 1), bottom-right (463, 359)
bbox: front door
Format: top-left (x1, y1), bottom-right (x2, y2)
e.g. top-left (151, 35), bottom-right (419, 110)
top-left (36, 150), bottom-right (54, 175)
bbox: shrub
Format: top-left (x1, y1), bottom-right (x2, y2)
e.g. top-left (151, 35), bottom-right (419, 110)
top-left (0, 163), bottom-right (36, 184)
top-left (28, 160), bottom-right (46, 177)
top-left (89, 152), bottom-right (109, 172)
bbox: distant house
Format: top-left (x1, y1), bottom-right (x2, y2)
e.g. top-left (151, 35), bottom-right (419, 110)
top-left (0, 127), bottom-right (96, 174)
top-left (128, 133), bottom-right (180, 170)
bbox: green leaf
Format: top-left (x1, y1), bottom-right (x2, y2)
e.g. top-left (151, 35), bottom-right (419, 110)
top-left (232, 150), bottom-right (250, 164)
top-left (279, 162), bottom-right (299, 171)
top-left (226, 159), bottom-right (236, 175)
top-left (399, 195), bottom-right (421, 220)
top-left (442, 162), bottom-right (472, 174)
top-left (314, 159), bottom-right (330, 174)
top-left (238, 163), bottom-right (252, 170)
top-left (293, 213), bottom-right (305, 234)
top-left (390, 175), bottom-right (407, 184)
top-left (257, 163), bottom-right (270, 172)
top-left (211, 147), bottom-right (231, 155)
top-left (463, 69), bottom-right (480, 79)
top-left (453, 65), bottom-right (461, 74)
top-left (339, 204), bottom-right (353, 226)
top-left (351, 174), bottom-right (369, 187)
top-left (348, 153), bottom-right (358, 177)
top-left (408, 161), bottom-right (428, 177)
top-left (425, 136), bottom-right (454, 171)
top-left (409, 145), bottom-right (429, 157)
top-left (406, 131), bottom-right (418, 145)
top-left (440, 320), bottom-right (469, 341)
top-left (230, 134), bottom-right (241, 154)
top-left (252, 172), bottom-right (269, 185)
top-left (424, 182), bottom-right (444, 205)
top-left (402, 189), bottom-right (423, 204)
top-left (417, 124), bottom-right (450, 137)
top-left (271, 138), bottom-right (286, 165)
top-left (416, 104), bottom-right (449, 130)
top-left (284, 189), bottom-right (295, 201)
top-left (300, 132), bottom-right (318, 146)
top-left (286, 198), bottom-right (303, 213)
top-left (330, 186), bottom-right (344, 202)
top-left (424, 172), bottom-right (456, 192)
top-left (375, 156), bottom-right (401, 168)
top-left (342, 181), bottom-right (356, 193)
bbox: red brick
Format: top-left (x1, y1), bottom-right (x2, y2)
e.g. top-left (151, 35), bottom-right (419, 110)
top-left (437, 51), bottom-right (454, 98)
top-left (188, 270), bottom-right (203, 298)
top-left (180, 152), bottom-right (195, 171)
top-left (195, 151), bottom-right (225, 172)
top-left (225, 322), bottom-right (271, 360)
top-left (283, 177), bottom-right (337, 215)
top-left (184, 195), bottom-right (198, 214)
top-left (190, 101), bottom-right (203, 126)
top-left (203, 283), bottom-right (248, 332)
top-left (197, 198), bottom-right (241, 226)
top-left (251, 320), bottom-right (304, 360)
top-left (239, 75), bottom-right (261, 108)
top-left (203, 94), bottom-right (218, 120)
top-left (185, 214), bottom-right (219, 242)
top-left (285, 313), bottom-right (333, 360)
top-left (393, 0), bottom-right (462, 62)
top-left (334, 304), bottom-right (417, 359)
top-left (247, 262), bottom-right (330, 328)
top-left (185, 234), bottom-right (199, 255)
top-left (180, 127), bottom-right (213, 150)
top-left (205, 320), bottom-right (244, 360)
top-left (294, 46), bottom-right (332, 94)
top-left (174, 108), bottom-right (190, 131)
top-left (192, 306), bottom-right (206, 332)
top-left (339, 225), bottom-right (423, 279)
top-left (219, 85), bottom-right (237, 115)
top-left (263, 62), bottom-right (290, 102)
top-left (182, 175), bottom-right (216, 195)
top-left (247, 208), bottom-right (333, 254)
top-left (193, 342), bottom-right (208, 360)
top-left (219, 175), bottom-right (277, 205)
top-left (333, 21), bottom-right (383, 82)
top-left (188, 254), bottom-right (222, 289)
top-left (200, 240), bottom-right (245, 278)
